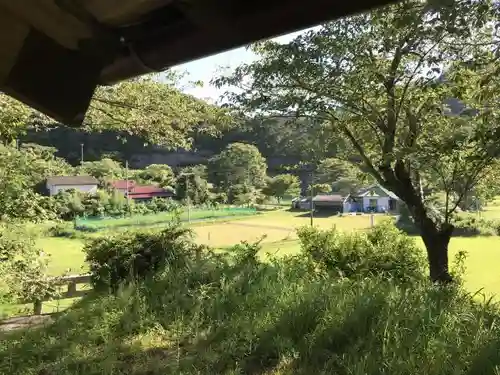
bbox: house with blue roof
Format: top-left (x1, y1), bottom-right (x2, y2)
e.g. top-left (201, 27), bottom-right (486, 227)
top-left (342, 184), bottom-right (401, 213)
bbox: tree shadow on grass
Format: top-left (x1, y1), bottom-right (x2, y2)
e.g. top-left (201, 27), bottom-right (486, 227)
top-left (174, 283), bottom-right (389, 375)
top-left (0, 290), bottom-right (166, 375)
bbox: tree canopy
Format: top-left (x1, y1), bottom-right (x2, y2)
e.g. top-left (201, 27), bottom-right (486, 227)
top-left (86, 73), bottom-right (232, 148)
top-left (215, 0), bottom-right (500, 282)
top-left (208, 142), bottom-right (268, 191)
top-left (0, 94), bottom-right (33, 145)
top-left (262, 174), bottom-right (301, 202)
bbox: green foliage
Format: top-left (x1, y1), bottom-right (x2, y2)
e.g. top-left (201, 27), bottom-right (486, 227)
top-left (0, 145), bottom-right (73, 220)
top-left (176, 173), bottom-right (210, 205)
top-left (208, 142), bottom-right (267, 191)
top-left (262, 174), bottom-right (300, 202)
top-left (85, 224), bottom-right (203, 292)
top-left (86, 73), bottom-right (232, 148)
top-left (305, 183), bottom-right (332, 196)
top-left (227, 184), bottom-right (261, 206)
top-left (5, 226), bottom-right (500, 375)
top-left (0, 224), bottom-right (56, 307)
top-left (297, 220), bottom-right (425, 282)
top-left (317, 158), bottom-right (370, 194)
top-left (0, 94), bottom-right (32, 145)
top-left (180, 164), bottom-right (208, 180)
top-left (451, 215), bottom-right (500, 237)
top-left (136, 164), bottom-right (175, 187)
top-left (51, 189), bottom-right (86, 220)
top-left (79, 158), bottom-right (123, 181)
top-left (215, 0), bottom-right (500, 281)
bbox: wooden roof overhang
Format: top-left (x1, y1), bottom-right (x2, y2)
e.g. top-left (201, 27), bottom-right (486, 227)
top-left (0, 0), bottom-right (395, 124)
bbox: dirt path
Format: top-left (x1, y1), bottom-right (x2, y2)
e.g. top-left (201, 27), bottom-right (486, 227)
top-left (0, 314), bottom-right (54, 334)
top-left (224, 222), bottom-right (294, 231)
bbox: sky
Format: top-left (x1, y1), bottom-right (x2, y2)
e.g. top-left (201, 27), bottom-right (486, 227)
top-left (171, 28), bottom-right (315, 103)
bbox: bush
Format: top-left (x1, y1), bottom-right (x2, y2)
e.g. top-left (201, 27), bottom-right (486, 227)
top-left (5, 239), bottom-right (500, 375)
top-left (452, 215), bottom-right (499, 236)
top-left (85, 223), bottom-right (205, 292)
top-left (48, 223), bottom-right (80, 239)
top-left (297, 220), bottom-right (425, 282)
top-left (0, 224), bottom-right (57, 308)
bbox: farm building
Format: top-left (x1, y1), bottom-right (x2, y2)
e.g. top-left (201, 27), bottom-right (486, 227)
top-left (291, 197), bottom-right (312, 210)
top-left (46, 176), bottom-right (98, 196)
top-left (312, 194), bottom-right (344, 213)
top-left (343, 184), bottom-right (400, 213)
top-left (110, 180), bottom-right (174, 202)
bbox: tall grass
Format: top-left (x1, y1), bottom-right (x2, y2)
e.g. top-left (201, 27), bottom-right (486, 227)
top-left (1, 224), bottom-right (500, 374)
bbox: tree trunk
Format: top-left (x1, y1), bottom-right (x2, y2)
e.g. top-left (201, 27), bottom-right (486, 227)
top-left (378, 161), bottom-right (454, 283)
top-left (419, 219), bottom-right (453, 283)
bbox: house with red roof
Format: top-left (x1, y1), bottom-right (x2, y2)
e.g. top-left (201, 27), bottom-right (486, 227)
top-left (110, 180), bottom-right (174, 201)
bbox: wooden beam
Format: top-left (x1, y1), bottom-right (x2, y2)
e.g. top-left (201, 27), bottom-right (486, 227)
top-left (0, 7), bottom-right (30, 84)
top-left (100, 0), bottom-right (397, 84)
top-left (83, 0), bottom-right (174, 26)
top-left (0, 0), bottom-right (92, 50)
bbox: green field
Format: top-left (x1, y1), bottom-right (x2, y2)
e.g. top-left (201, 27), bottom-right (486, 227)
top-left (31, 209), bottom-right (500, 304)
top-left (75, 207), bottom-right (258, 231)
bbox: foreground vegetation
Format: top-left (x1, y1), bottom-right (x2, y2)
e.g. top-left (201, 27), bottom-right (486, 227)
top-left (2, 222), bottom-right (500, 374)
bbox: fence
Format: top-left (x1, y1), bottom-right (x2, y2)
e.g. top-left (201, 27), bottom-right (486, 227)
top-left (74, 206), bottom-right (258, 231)
top-left (31, 274), bottom-right (92, 315)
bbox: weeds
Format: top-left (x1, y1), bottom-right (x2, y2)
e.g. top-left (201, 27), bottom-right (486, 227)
top-left (1, 222), bottom-right (500, 374)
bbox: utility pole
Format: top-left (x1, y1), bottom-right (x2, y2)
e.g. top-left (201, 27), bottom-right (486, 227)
top-left (180, 172), bottom-right (195, 223)
top-left (186, 174), bottom-right (191, 223)
top-left (80, 143), bottom-right (84, 165)
top-left (310, 171), bottom-right (314, 226)
top-left (125, 160), bottom-right (130, 210)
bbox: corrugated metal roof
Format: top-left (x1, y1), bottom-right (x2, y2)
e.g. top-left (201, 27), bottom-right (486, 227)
top-left (47, 175), bottom-right (98, 186)
top-left (312, 194), bottom-right (343, 202)
top-left (355, 184), bottom-right (399, 200)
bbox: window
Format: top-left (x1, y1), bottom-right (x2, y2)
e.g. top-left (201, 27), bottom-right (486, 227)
top-left (369, 199), bottom-right (377, 208)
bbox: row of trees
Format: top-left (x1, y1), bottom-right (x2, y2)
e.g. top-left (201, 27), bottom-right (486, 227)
top-left (0, 139), bottom-right (352, 221)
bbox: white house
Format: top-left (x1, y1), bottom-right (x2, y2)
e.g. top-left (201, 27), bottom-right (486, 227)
top-left (46, 176), bottom-right (99, 196)
top-left (343, 184), bottom-right (400, 213)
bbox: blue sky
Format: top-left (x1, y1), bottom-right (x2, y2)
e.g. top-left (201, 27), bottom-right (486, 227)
top-left (172, 28), bottom-right (315, 103)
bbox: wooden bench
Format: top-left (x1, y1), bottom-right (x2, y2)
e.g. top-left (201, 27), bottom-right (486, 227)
top-left (32, 274), bottom-right (92, 315)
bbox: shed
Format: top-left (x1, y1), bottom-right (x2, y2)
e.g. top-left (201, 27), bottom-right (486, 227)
top-left (46, 176), bottom-right (98, 196)
top-left (312, 194), bottom-right (344, 212)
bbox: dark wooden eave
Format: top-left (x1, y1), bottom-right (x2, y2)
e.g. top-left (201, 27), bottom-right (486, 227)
top-left (0, 0), bottom-right (396, 124)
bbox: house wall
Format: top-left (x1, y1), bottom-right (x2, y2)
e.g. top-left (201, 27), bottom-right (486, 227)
top-left (47, 183), bottom-right (98, 196)
top-left (343, 201), bottom-right (352, 212)
top-left (362, 196), bottom-right (391, 212)
top-left (344, 197), bottom-right (397, 213)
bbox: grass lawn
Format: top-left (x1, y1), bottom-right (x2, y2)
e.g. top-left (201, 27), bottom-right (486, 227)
top-left (36, 237), bottom-right (88, 276)
top-left (27, 209), bottom-right (500, 311)
top-left (260, 234), bottom-right (500, 301)
top-left (236, 210), bottom-right (388, 230)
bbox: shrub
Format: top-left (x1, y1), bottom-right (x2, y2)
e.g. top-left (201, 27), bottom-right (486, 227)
top-left (85, 223), bottom-right (205, 292)
top-left (452, 215), bottom-right (499, 236)
top-left (0, 224), bottom-right (57, 308)
top-left (48, 223), bottom-right (80, 239)
top-left (297, 220), bottom-right (425, 282)
top-left (5, 242), bottom-right (500, 375)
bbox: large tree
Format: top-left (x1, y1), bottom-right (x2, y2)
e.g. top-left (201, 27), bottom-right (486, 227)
top-left (208, 142), bottom-right (267, 191)
top-left (215, 0), bottom-right (500, 282)
top-left (0, 94), bottom-right (33, 145)
top-left (86, 73), bottom-right (231, 148)
top-left (262, 174), bottom-right (301, 202)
